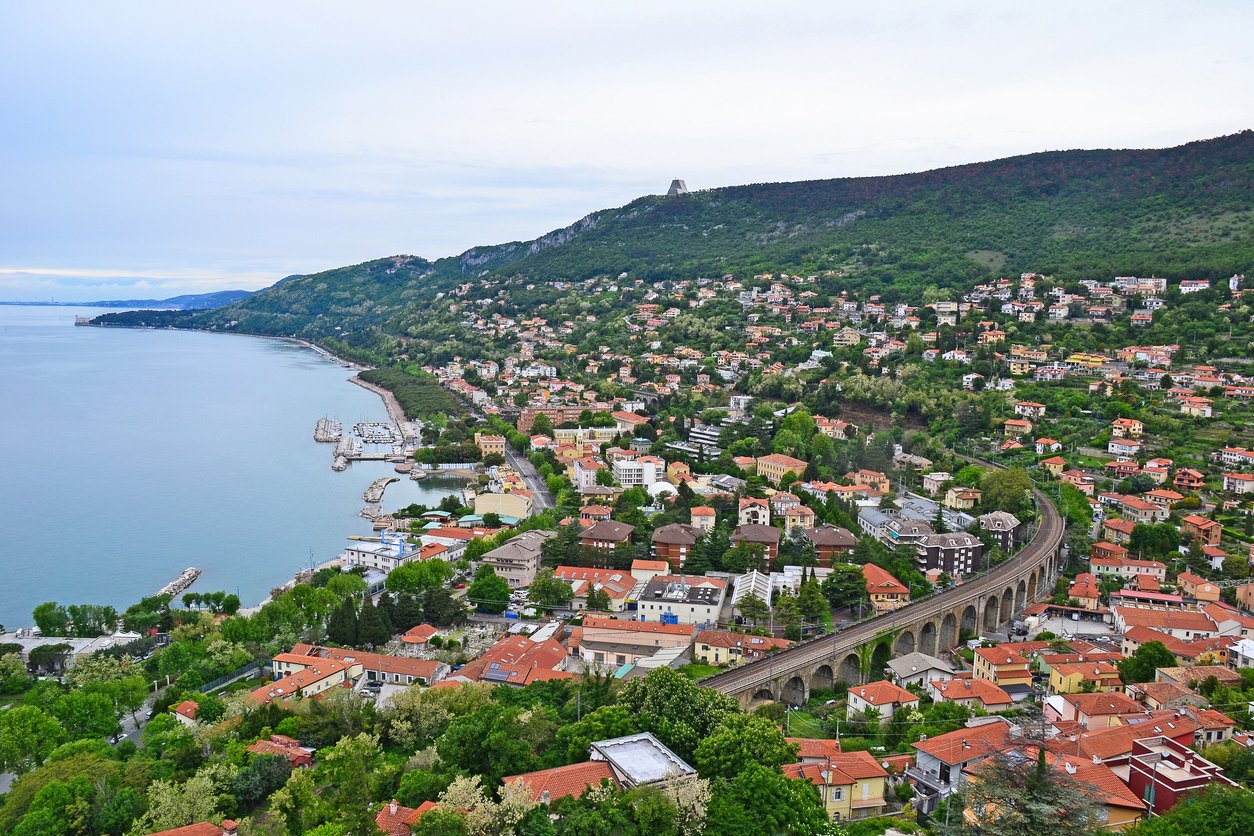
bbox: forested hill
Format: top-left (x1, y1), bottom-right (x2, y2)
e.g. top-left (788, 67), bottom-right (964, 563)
top-left (146, 131), bottom-right (1252, 351)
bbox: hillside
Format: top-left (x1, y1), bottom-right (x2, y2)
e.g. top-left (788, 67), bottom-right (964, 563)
top-left (128, 131), bottom-right (1252, 354)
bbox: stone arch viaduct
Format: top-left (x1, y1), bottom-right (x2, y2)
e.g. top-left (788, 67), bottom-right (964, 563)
top-left (702, 486), bottom-right (1067, 709)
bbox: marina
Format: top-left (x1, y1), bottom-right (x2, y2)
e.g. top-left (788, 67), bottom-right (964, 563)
top-left (363, 476), bottom-right (398, 503)
top-left (314, 417), bottom-right (342, 442)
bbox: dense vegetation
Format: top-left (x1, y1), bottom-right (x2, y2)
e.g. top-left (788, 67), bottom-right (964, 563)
top-left (357, 368), bottom-right (460, 419)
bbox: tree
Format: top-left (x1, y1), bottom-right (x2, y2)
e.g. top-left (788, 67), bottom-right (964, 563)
top-left (321, 732), bottom-right (383, 835)
top-left (961, 748), bottom-right (1102, 835)
top-left (528, 568), bottom-right (574, 608)
top-left (821, 564), bottom-right (868, 610)
top-left (553, 706), bottom-right (639, 763)
top-left (357, 597), bottom-right (392, 649)
top-left (981, 468), bottom-right (1033, 515)
top-left (772, 591), bottom-right (802, 641)
top-left (53, 690), bottom-right (119, 742)
top-left (705, 763), bottom-right (827, 836)
top-left (32, 601), bottom-right (69, 636)
top-left (796, 577), bottom-right (827, 623)
top-left (734, 592), bottom-right (769, 625)
top-left (467, 569), bottom-right (511, 614)
top-left (326, 597), bottom-right (358, 646)
top-left (617, 667), bottom-right (738, 763)
top-left (1118, 640), bottom-right (1178, 684)
top-left (1128, 784), bottom-right (1254, 835)
top-left (0, 705), bottom-right (66, 774)
top-left (387, 559), bottom-right (452, 594)
top-left (423, 588), bottom-right (468, 627)
top-left (233, 754), bottom-right (292, 807)
top-left (694, 714), bottom-right (797, 780)
top-left (0, 652), bottom-right (32, 693)
top-left (585, 587), bottom-right (611, 612)
top-left (127, 764), bottom-right (224, 835)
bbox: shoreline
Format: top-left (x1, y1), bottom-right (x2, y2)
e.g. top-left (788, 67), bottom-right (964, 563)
top-left (348, 375), bottom-right (409, 429)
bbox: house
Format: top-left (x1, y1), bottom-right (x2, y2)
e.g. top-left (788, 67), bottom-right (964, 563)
top-left (375, 800), bottom-right (438, 835)
top-left (479, 529), bottom-right (556, 588)
top-left (978, 511), bottom-right (1021, 551)
top-left (1181, 515), bottom-right (1222, 546)
top-left (474, 490), bottom-right (532, 519)
top-left (1035, 437), bottom-right (1062, 454)
top-left (922, 472), bottom-right (952, 495)
top-left (783, 750), bottom-right (889, 822)
top-left (1176, 572), bottom-right (1221, 603)
top-left (732, 524), bottom-right (782, 568)
top-left (887, 651), bottom-right (955, 687)
top-left (503, 760), bottom-right (618, 804)
top-left (635, 575), bottom-right (726, 626)
top-left (1067, 573), bottom-right (1101, 610)
top-left (1108, 438), bottom-right (1142, 458)
top-left (1113, 608), bottom-right (1218, 641)
top-left (1014, 401), bottom-right (1046, 419)
top-left (287, 644), bottom-right (448, 687)
top-left (1126, 736), bottom-right (1237, 816)
top-left (846, 680), bottom-right (920, 720)
top-left (845, 469), bottom-right (891, 493)
top-left (579, 520), bottom-right (635, 552)
top-left (738, 497), bottom-right (771, 526)
top-left (1049, 691), bottom-right (1141, 729)
top-left (1061, 469), bottom-right (1096, 495)
top-left (782, 505), bottom-right (816, 534)
top-left (473, 433), bottom-right (507, 458)
top-left (572, 457), bottom-right (606, 490)
top-left (1111, 418), bottom-right (1144, 438)
top-left (246, 734), bottom-right (314, 768)
top-left (1004, 418), bottom-right (1033, 437)
top-left (149, 823), bottom-right (240, 836)
top-left (1224, 472), bottom-right (1254, 494)
top-left (1174, 468), bottom-right (1205, 492)
top-left (928, 677), bottom-right (1013, 712)
top-left (944, 486), bottom-right (982, 511)
top-left (1049, 661), bottom-right (1122, 693)
top-left (862, 563), bottom-right (910, 612)
top-left (1120, 495), bottom-right (1169, 523)
top-left (401, 624), bottom-right (439, 651)
top-left (693, 629), bottom-right (791, 666)
top-left (756, 453), bottom-right (808, 486)
top-left (448, 634), bottom-right (570, 685)
top-left (909, 721), bottom-right (1015, 811)
top-left (589, 733), bottom-right (697, 788)
top-left (1040, 455), bottom-right (1067, 477)
top-left (253, 654), bottom-right (353, 704)
top-left (1091, 555), bottom-right (1167, 582)
top-left (554, 566), bottom-right (637, 611)
top-left (804, 525), bottom-right (858, 566)
top-left (972, 647), bottom-right (1032, 692)
top-left (1101, 518), bottom-right (1137, 545)
top-left (690, 506), bottom-right (716, 532)
top-left (172, 699), bottom-right (199, 728)
top-left (650, 523), bottom-right (699, 570)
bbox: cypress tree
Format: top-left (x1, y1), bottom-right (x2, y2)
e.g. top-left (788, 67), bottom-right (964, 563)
top-left (357, 597), bottom-right (391, 649)
top-left (327, 597), bottom-right (358, 646)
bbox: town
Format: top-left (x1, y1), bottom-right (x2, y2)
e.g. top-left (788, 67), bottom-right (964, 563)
top-left (3, 263), bottom-right (1253, 835)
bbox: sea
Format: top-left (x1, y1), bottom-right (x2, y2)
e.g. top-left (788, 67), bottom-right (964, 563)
top-left (0, 305), bottom-right (468, 627)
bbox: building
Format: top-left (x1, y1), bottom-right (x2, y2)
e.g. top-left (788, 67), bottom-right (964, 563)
top-left (1181, 515), bottom-right (1222, 547)
top-left (650, 523), bottom-right (699, 569)
top-left (756, 453), bottom-right (808, 486)
top-left (690, 506), bottom-right (716, 532)
top-left (635, 575), bottom-right (727, 627)
top-left (554, 565), bottom-right (637, 611)
top-left (474, 490), bottom-right (533, 520)
top-left (1126, 736), bottom-right (1236, 816)
top-left (804, 525), bottom-right (858, 565)
top-left (572, 457), bottom-right (606, 490)
top-left (909, 721), bottom-right (1015, 812)
top-left (375, 800), bottom-right (438, 835)
top-left (1049, 661), bottom-right (1122, 693)
top-left (923, 472), bottom-right (953, 495)
top-left (246, 734), bottom-right (314, 768)
top-left (579, 520), bottom-right (635, 552)
top-left (846, 679), bottom-right (920, 720)
top-left (693, 629), bottom-right (791, 666)
top-left (944, 486), bottom-right (982, 511)
top-left (1090, 555), bottom-right (1167, 581)
top-left (1177, 571), bottom-right (1221, 603)
top-left (338, 536), bottom-right (423, 572)
top-left (1111, 418), bottom-right (1144, 438)
top-left (588, 733), bottom-right (697, 788)
top-left (917, 532), bottom-right (984, 576)
top-left (503, 761), bottom-right (617, 804)
top-left (738, 497), bottom-right (771, 526)
top-left (978, 511), bottom-right (1021, 552)
top-left (1067, 573), bottom-right (1101, 610)
top-left (782, 505), bottom-right (817, 534)
top-left (577, 616), bottom-right (696, 668)
top-left (783, 750), bottom-right (889, 822)
top-left (612, 455), bottom-right (663, 487)
top-left (887, 651), bottom-right (955, 688)
top-left (288, 643), bottom-right (448, 686)
top-left (447, 634), bottom-right (570, 685)
top-left (732, 524), bottom-right (782, 568)
top-left (254, 654), bottom-right (353, 704)
top-left (1049, 691), bottom-right (1141, 729)
top-left (473, 433), bottom-right (507, 458)
top-left (479, 530), bottom-right (556, 588)
top-left (148, 823), bottom-right (240, 836)
top-left (973, 647), bottom-right (1032, 692)
top-left (172, 699), bottom-right (199, 728)
top-left (862, 563), bottom-right (910, 612)
top-left (928, 677), bottom-right (1013, 712)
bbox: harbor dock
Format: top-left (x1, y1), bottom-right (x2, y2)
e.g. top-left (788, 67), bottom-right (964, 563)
top-left (158, 567), bottom-right (201, 598)
top-left (314, 417), bottom-right (343, 442)
top-left (363, 476), bottom-right (398, 503)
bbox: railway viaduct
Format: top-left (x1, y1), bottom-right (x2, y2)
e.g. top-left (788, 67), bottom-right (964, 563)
top-left (701, 486), bottom-right (1067, 709)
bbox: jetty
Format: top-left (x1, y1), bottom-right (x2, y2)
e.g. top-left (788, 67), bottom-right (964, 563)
top-left (363, 476), bottom-right (398, 503)
top-left (314, 417), bottom-right (342, 442)
top-left (158, 567), bottom-right (201, 598)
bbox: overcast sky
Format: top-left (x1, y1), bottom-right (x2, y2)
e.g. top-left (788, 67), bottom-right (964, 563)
top-left (1, 1), bottom-right (1250, 301)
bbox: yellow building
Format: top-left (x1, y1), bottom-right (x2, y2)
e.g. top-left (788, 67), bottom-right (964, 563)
top-left (783, 751), bottom-right (889, 822)
top-left (973, 647), bottom-right (1032, 688)
top-left (474, 491), bottom-right (532, 519)
top-left (1049, 661), bottom-right (1122, 694)
top-left (474, 433), bottom-right (507, 458)
top-left (756, 453), bottom-right (808, 486)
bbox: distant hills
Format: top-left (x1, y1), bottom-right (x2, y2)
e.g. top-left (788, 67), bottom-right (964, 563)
top-left (104, 131), bottom-right (1253, 352)
top-left (15, 289), bottom-right (254, 310)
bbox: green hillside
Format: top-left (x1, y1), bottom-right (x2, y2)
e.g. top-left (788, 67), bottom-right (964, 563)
top-left (116, 131), bottom-right (1252, 356)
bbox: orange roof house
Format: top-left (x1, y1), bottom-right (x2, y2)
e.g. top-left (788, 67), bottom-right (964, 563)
top-left (503, 761), bottom-right (618, 803)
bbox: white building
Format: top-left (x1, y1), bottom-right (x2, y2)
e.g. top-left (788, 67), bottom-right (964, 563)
top-left (612, 455), bottom-right (662, 488)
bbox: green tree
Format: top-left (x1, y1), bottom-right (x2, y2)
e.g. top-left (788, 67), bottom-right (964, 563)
top-left (0, 705), bottom-right (66, 774)
top-left (585, 587), bottom-right (611, 612)
top-left (552, 705), bottom-right (639, 763)
top-left (1117, 640), bottom-right (1178, 684)
top-left (53, 690), bottom-right (119, 742)
top-left (528, 568), bottom-right (574, 608)
top-left (981, 467), bottom-right (1033, 515)
top-left (357, 597), bottom-right (392, 649)
top-left (31, 602), bottom-right (69, 636)
top-left (706, 763), bottom-right (827, 836)
top-left (322, 732), bottom-right (383, 835)
top-left (821, 564), bottom-right (868, 610)
top-left (735, 592), bottom-right (769, 625)
top-left (326, 597), bottom-right (358, 646)
top-left (1128, 784), bottom-right (1254, 835)
top-left (467, 568), bottom-right (511, 614)
top-left (616, 667), bottom-right (738, 763)
top-left (0, 652), bottom-right (32, 693)
top-left (694, 713), bottom-right (797, 780)
top-left (387, 559), bottom-right (452, 594)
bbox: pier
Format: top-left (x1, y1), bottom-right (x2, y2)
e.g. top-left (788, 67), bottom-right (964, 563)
top-left (158, 567), bottom-right (201, 598)
top-left (363, 476), bottom-right (398, 503)
top-left (314, 417), bottom-right (342, 442)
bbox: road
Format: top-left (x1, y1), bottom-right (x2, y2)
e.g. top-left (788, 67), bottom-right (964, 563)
top-left (701, 484), bottom-right (1065, 696)
top-left (505, 446), bottom-right (555, 513)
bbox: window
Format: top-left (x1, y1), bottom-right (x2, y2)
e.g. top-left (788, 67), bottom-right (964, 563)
top-left (833, 787), bottom-right (843, 801)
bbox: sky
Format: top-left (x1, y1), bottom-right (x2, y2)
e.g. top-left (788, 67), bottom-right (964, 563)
top-left (1, 2), bottom-right (1251, 302)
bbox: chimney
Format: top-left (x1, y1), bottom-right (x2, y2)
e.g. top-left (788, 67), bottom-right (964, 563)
top-left (389, 801), bottom-right (398, 816)
top-left (222, 821), bottom-right (238, 836)
top-left (540, 790), bottom-right (552, 805)
top-left (1064, 762), bottom-right (1077, 775)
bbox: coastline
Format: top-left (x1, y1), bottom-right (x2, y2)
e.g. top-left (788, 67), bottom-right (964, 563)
top-left (349, 375), bottom-right (409, 428)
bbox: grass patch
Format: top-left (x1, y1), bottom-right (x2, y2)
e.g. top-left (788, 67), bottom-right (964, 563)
top-left (677, 663), bottom-right (720, 680)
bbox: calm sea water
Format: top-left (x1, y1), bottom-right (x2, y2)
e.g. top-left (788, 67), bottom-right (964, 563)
top-left (0, 305), bottom-right (465, 627)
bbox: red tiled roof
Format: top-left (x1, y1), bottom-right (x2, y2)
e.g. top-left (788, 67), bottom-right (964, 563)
top-left (913, 722), bottom-right (1013, 766)
top-left (931, 677), bottom-right (1012, 708)
top-left (787, 737), bottom-right (842, 760)
top-left (503, 760), bottom-right (617, 801)
top-left (851, 680), bottom-right (918, 707)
